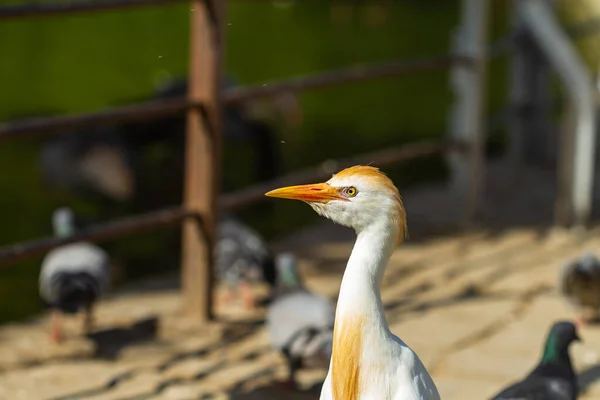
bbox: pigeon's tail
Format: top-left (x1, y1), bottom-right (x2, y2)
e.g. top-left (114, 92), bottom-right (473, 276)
top-left (281, 325), bottom-right (333, 370)
top-left (47, 271), bottom-right (100, 314)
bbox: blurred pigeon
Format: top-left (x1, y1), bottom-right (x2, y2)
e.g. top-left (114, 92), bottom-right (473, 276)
top-left (40, 126), bottom-right (137, 202)
top-left (267, 253), bottom-right (335, 389)
top-left (489, 321), bottom-right (581, 400)
top-left (215, 215), bottom-right (276, 308)
top-left (39, 207), bottom-right (110, 343)
top-left (271, 252), bottom-right (307, 298)
top-left (559, 252), bottom-right (600, 326)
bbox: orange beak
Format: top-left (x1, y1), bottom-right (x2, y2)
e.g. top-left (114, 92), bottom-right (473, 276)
top-left (265, 182), bottom-right (344, 203)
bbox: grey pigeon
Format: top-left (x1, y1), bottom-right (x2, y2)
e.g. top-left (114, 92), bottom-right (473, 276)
top-left (39, 207), bottom-right (110, 342)
top-left (215, 215), bottom-right (276, 308)
top-left (559, 252), bottom-right (600, 325)
top-left (489, 321), bottom-right (581, 400)
top-left (266, 253), bottom-right (335, 389)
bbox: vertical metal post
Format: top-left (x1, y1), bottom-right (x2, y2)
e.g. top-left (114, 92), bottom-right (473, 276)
top-left (508, 0), bottom-right (553, 175)
top-left (448, 0), bottom-right (490, 224)
top-left (507, 1), bottom-right (529, 178)
top-left (520, 0), bottom-right (596, 228)
top-left (182, 0), bottom-right (225, 321)
top-left (530, 42), bottom-right (552, 167)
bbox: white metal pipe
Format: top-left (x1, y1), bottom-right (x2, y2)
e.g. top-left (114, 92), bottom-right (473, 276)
top-left (521, 0), bottom-right (596, 227)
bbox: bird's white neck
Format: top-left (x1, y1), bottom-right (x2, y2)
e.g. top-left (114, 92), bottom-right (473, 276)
top-left (336, 218), bottom-right (397, 323)
top-left (329, 218), bottom-right (399, 400)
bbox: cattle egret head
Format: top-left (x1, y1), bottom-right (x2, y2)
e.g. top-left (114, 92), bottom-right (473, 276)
top-left (266, 165), bottom-right (407, 240)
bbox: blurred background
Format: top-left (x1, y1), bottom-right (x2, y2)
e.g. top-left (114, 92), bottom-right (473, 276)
top-left (0, 0), bottom-right (515, 323)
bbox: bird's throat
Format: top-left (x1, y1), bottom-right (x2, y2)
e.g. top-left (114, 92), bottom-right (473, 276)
top-left (335, 220), bottom-right (397, 320)
top-left (331, 221), bottom-right (398, 400)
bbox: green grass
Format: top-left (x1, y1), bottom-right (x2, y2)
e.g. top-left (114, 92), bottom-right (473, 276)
top-left (0, 0), bottom-right (510, 322)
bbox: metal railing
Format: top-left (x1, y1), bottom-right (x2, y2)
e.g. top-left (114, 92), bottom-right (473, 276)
top-left (0, 55), bottom-right (474, 141)
top-left (0, 138), bottom-right (468, 265)
top-left (0, 0), bottom-right (186, 20)
top-left (0, 0), bottom-right (485, 321)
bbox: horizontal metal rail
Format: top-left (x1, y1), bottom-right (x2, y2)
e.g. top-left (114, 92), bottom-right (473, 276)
top-left (0, 207), bottom-right (193, 265)
top-left (0, 138), bottom-right (468, 266)
top-left (0, 97), bottom-right (190, 141)
top-left (225, 55), bottom-right (474, 103)
top-left (222, 138), bottom-right (469, 212)
top-left (0, 0), bottom-right (186, 20)
top-left (0, 55), bottom-right (473, 141)
top-left (9, 0), bottom-right (596, 44)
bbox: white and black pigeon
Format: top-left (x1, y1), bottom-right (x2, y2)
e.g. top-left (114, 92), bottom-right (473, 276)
top-left (39, 207), bottom-right (110, 343)
top-left (215, 215), bottom-right (276, 308)
top-left (489, 321), bottom-right (581, 400)
top-left (266, 253), bottom-right (335, 389)
top-left (559, 252), bottom-right (600, 326)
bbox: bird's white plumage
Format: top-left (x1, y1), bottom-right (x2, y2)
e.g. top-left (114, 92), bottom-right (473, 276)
top-left (318, 218), bottom-right (439, 400)
top-left (40, 208), bottom-right (110, 304)
top-left (320, 348), bottom-right (439, 400)
top-left (39, 242), bottom-right (110, 303)
top-left (319, 340), bottom-right (438, 400)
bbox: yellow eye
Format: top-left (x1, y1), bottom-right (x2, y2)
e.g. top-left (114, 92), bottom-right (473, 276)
top-left (345, 187), bottom-right (357, 197)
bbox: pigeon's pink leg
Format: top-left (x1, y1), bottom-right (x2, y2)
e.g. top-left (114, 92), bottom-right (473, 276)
top-left (50, 310), bottom-right (64, 343)
top-left (219, 286), bottom-right (237, 307)
top-left (239, 281), bottom-right (256, 309)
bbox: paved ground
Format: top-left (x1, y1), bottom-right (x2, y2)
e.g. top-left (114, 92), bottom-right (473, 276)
top-left (3, 160), bottom-right (600, 400)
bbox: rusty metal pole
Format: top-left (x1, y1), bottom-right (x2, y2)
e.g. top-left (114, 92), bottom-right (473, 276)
top-left (182, 0), bottom-right (224, 321)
